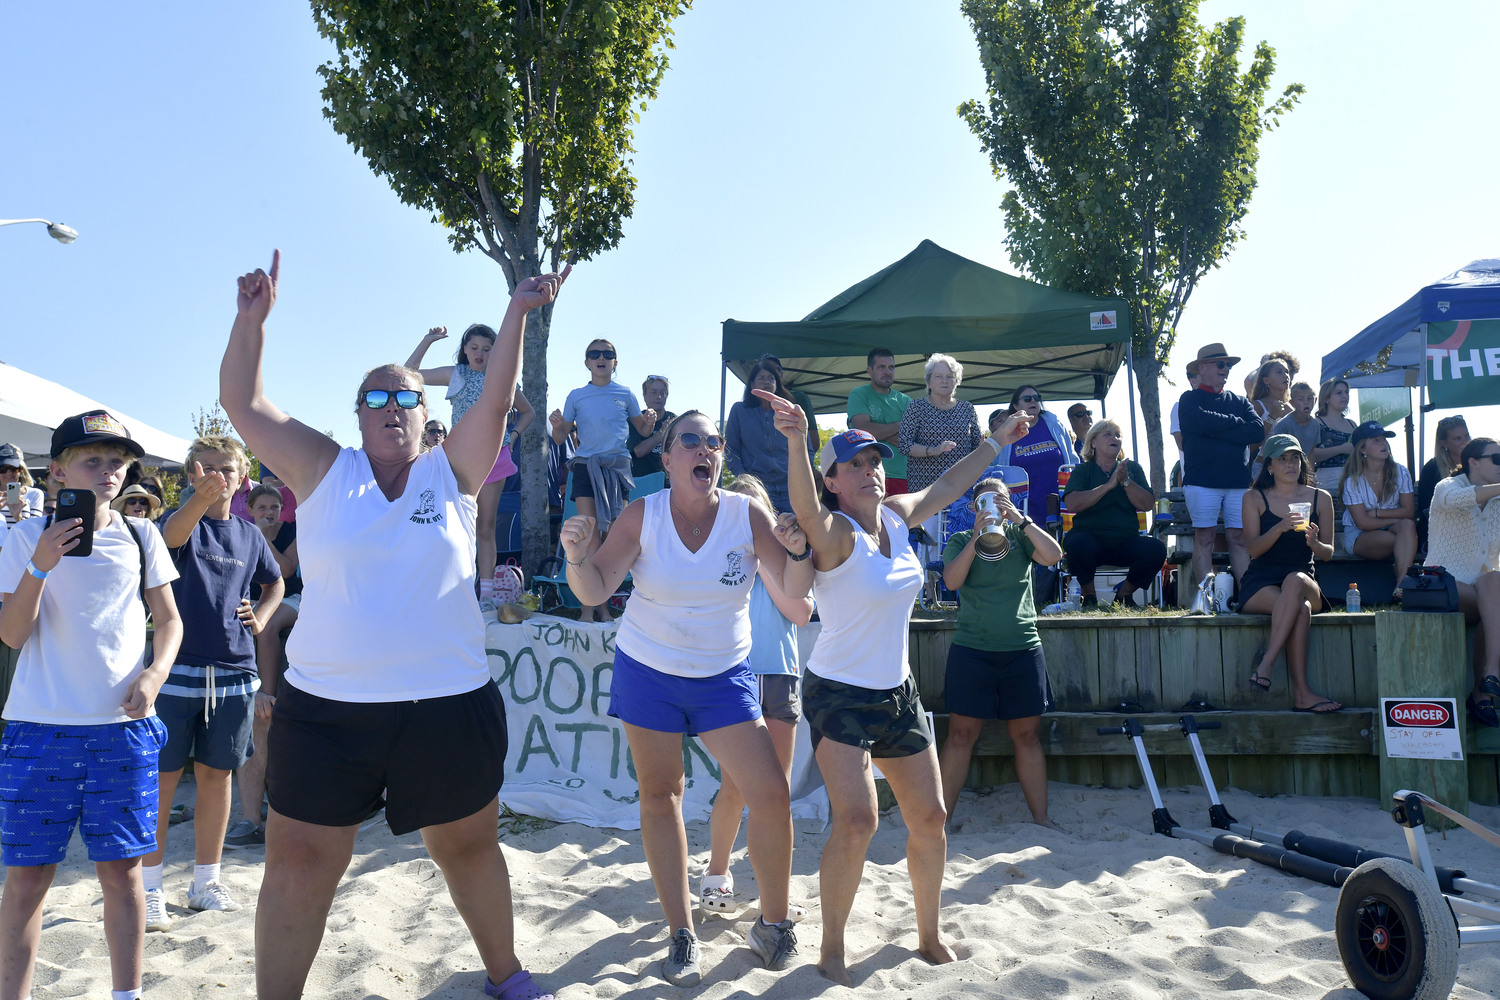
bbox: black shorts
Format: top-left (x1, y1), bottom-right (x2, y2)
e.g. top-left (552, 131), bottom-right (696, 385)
top-left (569, 469), bottom-right (595, 501)
top-left (266, 680), bottom-right (508, 835)
top-left (758, 674), bottom-right (801, 726)
top-left (943, 643), bottom-right (1052, 720)
top-left (803, 671), bottom-right (932, 759)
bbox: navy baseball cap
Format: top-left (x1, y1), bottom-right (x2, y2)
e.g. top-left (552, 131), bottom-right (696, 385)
top-left (820, 428), bottom-right (893, 474)
top-left (50, 410), bottom-right (144, 460)
top-left (1350, 420), bottom-right (1397, 447)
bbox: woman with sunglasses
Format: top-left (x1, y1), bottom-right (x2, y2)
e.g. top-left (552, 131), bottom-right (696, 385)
top-left (725, 361), bottom-right (814, 513)
top-left (560, 411), bottom-right (812, 985)
top-left (550, 339), bottom-right (659, 622)
top-left (423, 419), bottom-right (449, 450)
top-left (760, 387), bottom-right (1031, 987)
top-left (628, 376), bottom-right (677, 477)
top-left (219, 251), bottom-right (566, 1000)
top-left (110, 484), bottom-right (163, 520)
top-left (0, 443), bottom-right (45, 524)
top-left (406, 324), bottom-right (535, 609)
top-left (993, 384), bottom-right (1079, 521)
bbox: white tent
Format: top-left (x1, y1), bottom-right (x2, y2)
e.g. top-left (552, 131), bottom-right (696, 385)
top-left (0, 361), bottom-right (192, 467)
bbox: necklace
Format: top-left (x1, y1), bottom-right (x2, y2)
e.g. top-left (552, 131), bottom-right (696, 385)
top-left (671, 498), bottom-right (714, 537)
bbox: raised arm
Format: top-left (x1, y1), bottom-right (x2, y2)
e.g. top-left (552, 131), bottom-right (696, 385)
top-left (560, 499), bottom-right (642, 605)
top-left (219, 251), bottom-right (340, 503)
top-left (753, 389), bottom-right (846, 568)
top-left (445, 267), bottom-right (570, 495)
top-left (404, 326), bottom-right (456, 386)
top-left (893, 412), bottom-right (1032, 526)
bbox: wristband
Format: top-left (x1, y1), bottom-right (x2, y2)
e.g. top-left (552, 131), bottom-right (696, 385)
top-left (787, 546), bottom-right (812, 562)
top-left (566, 556), bottom-right (586, 567)
top-left (26, 560), bottom-right (48, 580)
top-left (1019, 517), bottom-right (1034, 530)
top-left (986, 435), bottom-right (1004, 457)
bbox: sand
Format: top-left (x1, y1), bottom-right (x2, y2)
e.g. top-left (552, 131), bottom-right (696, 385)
top-left (13, 779), bottom-right (1500, 999)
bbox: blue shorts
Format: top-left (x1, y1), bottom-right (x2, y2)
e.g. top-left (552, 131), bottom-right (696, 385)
top-left (0, 717), bottom-right (167, 866)
top-left (156, 687), bottom-right (256, 772)
top-left (608, 649), bottom-right (761, 736)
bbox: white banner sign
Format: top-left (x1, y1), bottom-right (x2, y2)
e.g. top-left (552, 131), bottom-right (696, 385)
top-left (486, 617), bottom-right (828, 829)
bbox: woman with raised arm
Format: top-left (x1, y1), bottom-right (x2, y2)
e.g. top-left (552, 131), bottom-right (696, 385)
top-left (560, 410), bottom-right (812, 987)
top-left (756, 387), bottom-right (1031, 987)
top-left (405, 324), bottom-right (535, 609)
top-left (219, 251), bottom-right (564, 1000)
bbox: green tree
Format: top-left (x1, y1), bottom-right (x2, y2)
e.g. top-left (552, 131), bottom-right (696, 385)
top-left (313, 0), bottom-right (689, 569)
top-left (959, 0), bottom-right (1302, 489)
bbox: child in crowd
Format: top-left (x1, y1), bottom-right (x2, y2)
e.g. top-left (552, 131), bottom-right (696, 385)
top-left (1271, 382), bottom-right (1320, 459)
top-left (0, 410), bottom-right (183, 1000)
top-left (141, 437), bottom-right (283, 930)
top-left (256, 465), bottom-right (296, 522)
top-left (406, 324), bottom-right (535, 609)
top-left (701, 474), bottom-right (814, 919)
top-left (549, 338), bottom-right (659, 622)
top-left (226, 484), bottom-right (301, 845)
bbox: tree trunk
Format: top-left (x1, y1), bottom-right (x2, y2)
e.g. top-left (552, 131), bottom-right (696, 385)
top-left (519, 284), bottom-right (553, 577)
top-left (1131, 350), bottom-right (1168, 493)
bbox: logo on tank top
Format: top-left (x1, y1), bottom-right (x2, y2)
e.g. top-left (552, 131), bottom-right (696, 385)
top-left (409, 488), bottom-right (443, 525)
top-left (719, 549), bottom-right (748, 587)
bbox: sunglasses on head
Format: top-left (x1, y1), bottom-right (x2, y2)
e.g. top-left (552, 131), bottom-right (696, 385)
top-left (586, 349), bottom-right (617, 360)
top-left (1019, 394), bottom-right (1041, 403)
top-left (675, 432), bottom-right (724, 452)
top-left (360, 389), bottom-right (424, 410)
top-left (646, 375), bottom-right (669, 385)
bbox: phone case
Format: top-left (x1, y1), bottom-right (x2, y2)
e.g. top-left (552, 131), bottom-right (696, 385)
top-left (55, 488), bottom-right (95, 558)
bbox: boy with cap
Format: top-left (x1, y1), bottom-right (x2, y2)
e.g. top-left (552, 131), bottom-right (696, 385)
top-left (0, 410), bottom-right (182, 1000)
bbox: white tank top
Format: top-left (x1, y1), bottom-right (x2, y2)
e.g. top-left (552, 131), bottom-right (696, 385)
top-left (285, 446), bottom-right (489, 701)
top-left (614, 489), bottom-right (756, 678)
top-left (807, 506), bottom-right (924, 689)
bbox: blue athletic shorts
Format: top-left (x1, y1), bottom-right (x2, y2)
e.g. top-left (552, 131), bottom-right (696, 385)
top-left (608, 649), bottom-right (761, 736)
top-left (0, 717), bottom-right (167, 866)
top-left (156, 687), bottom-right (256, 772)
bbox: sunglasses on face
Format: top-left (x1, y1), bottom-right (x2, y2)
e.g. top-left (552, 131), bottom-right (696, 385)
top-left (1478, 454), bottom-right (1500, 466)
top-left (124, 498), bottom-right (150, 507)
top-left (1071, 410), bottom-right (1092, 418)
top-left (586, 350), bottom-right (617, 360)
top-left (1209, 361), bottom-right (1231, 370)
top-left (1019, 394), bottom-right (1041, 403)
top-left (426, 426), bottom-right (447, 436)
top-left (361, 389), bottom-right (424, 409)
top-left (675, 432), bottom-right (724, 452)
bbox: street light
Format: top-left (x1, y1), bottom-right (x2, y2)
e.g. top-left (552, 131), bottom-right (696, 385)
top-left (0, 218), bottom-right (79, 243)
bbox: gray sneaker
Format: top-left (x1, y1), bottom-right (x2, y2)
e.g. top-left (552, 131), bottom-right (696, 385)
top-left (187, 880), bottom-right (242, 912)
top-left (745, 917), bottom-right (799, 971)
top-left (662, 928), bottom-right (701, 987)
top-left (224, 819), bottom-right (265, 845)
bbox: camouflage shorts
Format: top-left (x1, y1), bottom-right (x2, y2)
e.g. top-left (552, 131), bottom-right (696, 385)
top-left (803, 671), bottom-right (932, 759)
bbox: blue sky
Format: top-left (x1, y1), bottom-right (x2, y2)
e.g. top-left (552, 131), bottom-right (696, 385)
top-left (2, 1), bottom-right (1496, 466)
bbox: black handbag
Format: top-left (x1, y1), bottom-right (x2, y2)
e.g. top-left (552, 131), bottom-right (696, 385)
top-left (1399, 564), bottom-right (1461, 613)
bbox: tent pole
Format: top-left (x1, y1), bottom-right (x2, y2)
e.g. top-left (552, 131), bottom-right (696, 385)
top-left (1419, 323), bottom-right (1428, 473)
top-left (1404, 393), bottom-right (1416, 480)
top-left (719, 359), bottom-right (728, 431)
top-left (1125, 340), bottom-right (1140, 461)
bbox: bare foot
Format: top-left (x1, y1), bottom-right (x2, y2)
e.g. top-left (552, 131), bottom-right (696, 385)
top-left (919, 939), bottom-right (957, 966)
top-left (819, 950), bottom-right (853, 987)
top-left (1032, 817), bottom-right (1061, 832)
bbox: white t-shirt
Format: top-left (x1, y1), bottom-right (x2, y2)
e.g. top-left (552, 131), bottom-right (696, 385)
top-left (284, 446), bottom-right (490, 702)
top-left (614, 489), bottom-right (757, 678)
top-left (3, 486), bottom-right (45, 525)
top-left (1169, 401), bottom-right (1181, 435)
top-left (1341, 464), bottom-right (1414, 543)
top-left (0, 511), bottom-right (177, 725)
top-left (807, 506), bottom-right (924, 689)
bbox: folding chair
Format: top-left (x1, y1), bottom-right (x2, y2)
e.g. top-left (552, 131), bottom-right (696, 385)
top-left (915, 462), bottom-right (1026, 610)
top-left (534, 472), bottom-right (666, 613)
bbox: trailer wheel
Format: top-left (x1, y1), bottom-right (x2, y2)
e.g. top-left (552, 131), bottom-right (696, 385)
top-left (1335, 858), bottom-right (1458, 1000)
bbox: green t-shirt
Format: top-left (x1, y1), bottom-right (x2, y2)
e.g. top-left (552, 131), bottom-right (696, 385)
top-left (846, 383), bottom-right (912, 479)
top-left (1063, 459), bottom-right (1150, 543)
top-left (943, 522), bottom-right (1039, 651)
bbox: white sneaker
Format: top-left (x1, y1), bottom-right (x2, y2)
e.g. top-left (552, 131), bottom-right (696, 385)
top-left (187, 880), bottom-right (242, 912)
top-left (144, 889), bottom-right (172, 932)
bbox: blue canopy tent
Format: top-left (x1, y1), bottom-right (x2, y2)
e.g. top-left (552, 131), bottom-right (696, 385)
top-left (1320, 259), bottom-right (1500, 468)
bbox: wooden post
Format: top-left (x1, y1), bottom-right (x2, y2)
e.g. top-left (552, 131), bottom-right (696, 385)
top-left (1375, 611), bottom-right (1469, 814)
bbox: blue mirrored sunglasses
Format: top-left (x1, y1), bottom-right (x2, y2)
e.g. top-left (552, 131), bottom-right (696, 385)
top-left (361, 389), bottom-right (424, 410)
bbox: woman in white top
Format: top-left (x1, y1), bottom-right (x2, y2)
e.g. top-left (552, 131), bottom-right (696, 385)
top-left (219, 251), bottom-right (566, 1000)
top-left (758, 387), bottom-right (1031, 987)
top-left (0, 444), bottom-right (46, 524)
top-left (1339, 421), bottom-right (1416, 593)
top-left (560, 410), bottom-right (813, 985)
top-left (1427, 437), bottom-right (1500, 727)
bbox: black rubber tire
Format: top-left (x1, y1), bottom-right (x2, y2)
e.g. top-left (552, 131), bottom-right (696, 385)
top-left (1334, 857), bottom-right (1459, 1000)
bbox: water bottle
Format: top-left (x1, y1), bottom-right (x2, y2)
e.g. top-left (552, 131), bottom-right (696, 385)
top-left (1346, 583), bottom-right (1361, 613)
top-left (1068, 577), bottom-right (1082, 604)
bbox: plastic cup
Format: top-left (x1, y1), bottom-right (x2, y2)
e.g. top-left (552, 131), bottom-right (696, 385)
top-left (1289, 501), bottom-right (1312, 531)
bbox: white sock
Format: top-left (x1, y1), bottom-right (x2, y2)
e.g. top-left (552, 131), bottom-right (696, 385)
top-left (141, 864), bottom-right (163, 894)
top-left (112, 990), bottom-right (142, 1000)
top-left (478, 579), bottom-right (495, 601)
top-left (192, 863), bottom-right (220, 890)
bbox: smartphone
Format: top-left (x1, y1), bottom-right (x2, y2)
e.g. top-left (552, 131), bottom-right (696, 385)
top-left (54, 488), bottom-right (95, 557)
top-left (5, 481), bottom-right (19, 505)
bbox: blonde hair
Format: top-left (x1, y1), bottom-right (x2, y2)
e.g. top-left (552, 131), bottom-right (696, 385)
top-left (52, 442), bottom-right (139, 477)
top-left (1080, 419), bottom-right (1123, 463)
top-left (727, 473), bottom-right (774, 513)
top-left (924, 353), bottom-right (963, 387)
top-left (1340, 435), bottom-right (1400, 505)
top-left (185, 436), bottom-right (250, 477)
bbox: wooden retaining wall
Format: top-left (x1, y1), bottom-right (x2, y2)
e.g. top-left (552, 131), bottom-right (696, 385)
top-left (908, 611), bottom-right (1500, 807)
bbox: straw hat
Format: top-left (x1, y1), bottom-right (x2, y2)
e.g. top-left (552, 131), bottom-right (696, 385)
top-left (111, 484), bottom-right (162, 515)
top-left (1185, 343), bottom-right (1241, 375)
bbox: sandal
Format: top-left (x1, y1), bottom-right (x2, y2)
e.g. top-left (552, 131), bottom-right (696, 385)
top-left (1247, 643), bottom-right (1270, 692)
top-left (1469, 691), bottom-right (1500, 729)
top-left (699, 874), bottom-right (740, 914)
top-left (1483, 675), bottom-right (1500, 699)
top-left (484, 969), bottom-right (554, 1000)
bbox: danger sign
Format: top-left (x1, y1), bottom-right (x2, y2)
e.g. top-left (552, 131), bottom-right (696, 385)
top-left (1381, 697), bottom-right (1462, 761)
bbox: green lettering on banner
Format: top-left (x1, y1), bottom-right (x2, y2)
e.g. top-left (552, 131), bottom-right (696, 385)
top-left (610, 727), bottom-right (623, 779)
top-left (517, 714), bottom-right (559, 771)
top-left (555, 722), bottom-right (611, 772)
top-left (543, 657), bottom-right (586, 714)
top-left (591, 662), bottom-right (614, 717)
top-left (682, 736), bottom-right (721, 785)
top-left (1427, 319), bottom-right (1500, 408)
top-left (507, 646), bottom-right (543, 704)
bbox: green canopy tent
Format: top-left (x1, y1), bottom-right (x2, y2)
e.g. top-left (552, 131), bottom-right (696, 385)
top-left (720, 240), bottom-right (1136, 441)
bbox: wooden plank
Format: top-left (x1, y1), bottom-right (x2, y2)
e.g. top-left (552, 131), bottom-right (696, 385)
top-left (1226, 755), bottom-right (1298, 797)
top-left (909, 629), bottom-right (949, 711)
top-left (1375, 611), bottom-right (1469, 813)
top-left (959, 710), bottom-right (1374, 757)
top-left (1157, 623), bottom-right (1225, 711)
top-left (1096, 627), bottom-right (1140, 708)
top-left (1467, 756), bottom-right (1499, 807)
top-left (1350, 616), bottom-right (1381, 709)
top-left (1039, 627), bottom-right (1099, 711)
top-left (1306, 621), bottom-right (1358, 709)
top-left (1220, 625), bottom-right (1281, 710)
top-left (1134, 627), bottom-right (1163, 713)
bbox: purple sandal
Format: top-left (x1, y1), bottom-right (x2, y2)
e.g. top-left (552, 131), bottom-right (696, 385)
top-left (484, 970), bottom-right (554, 1000)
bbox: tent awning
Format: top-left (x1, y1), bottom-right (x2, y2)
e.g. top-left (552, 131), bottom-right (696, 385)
top-left (722, 240), bottom-right (1131, 414)
top-left (0, 362), bottom-right (193, 467)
